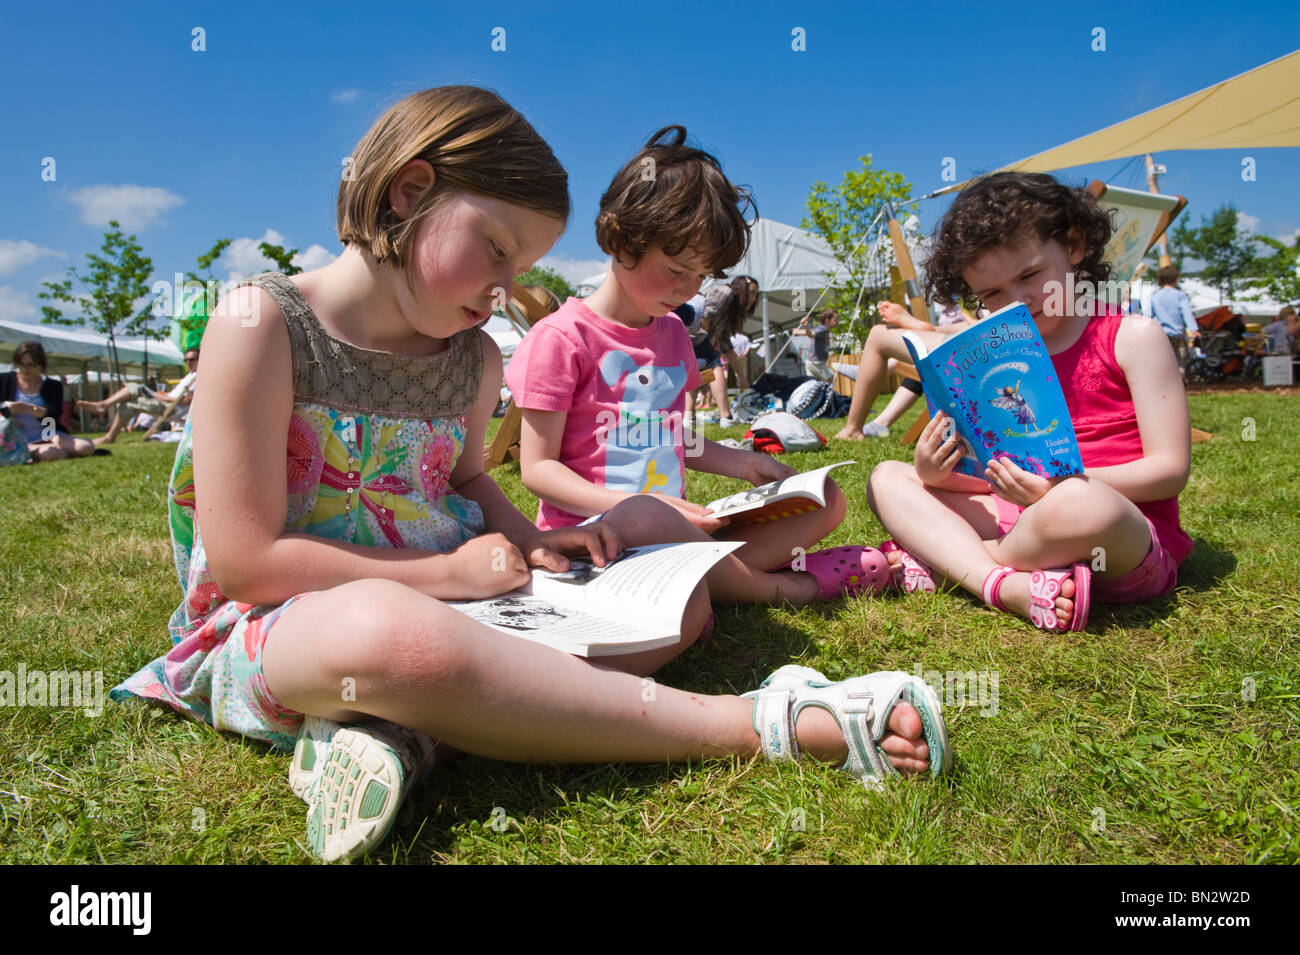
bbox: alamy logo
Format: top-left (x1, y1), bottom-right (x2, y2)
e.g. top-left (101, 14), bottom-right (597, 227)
top-left (49, 885), bottom-right (151, 935)
top-left (0, 665), bottom-right (103, 716)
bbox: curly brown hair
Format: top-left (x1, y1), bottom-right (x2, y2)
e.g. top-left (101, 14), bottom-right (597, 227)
top-left (924, 172), bottom-right (1114, 307)
top-left (595, 126), bottom-right (756, 277)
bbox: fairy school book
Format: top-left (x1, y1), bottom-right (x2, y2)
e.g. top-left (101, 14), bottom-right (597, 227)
top-left (901, 302), bottom-right (1084, 479)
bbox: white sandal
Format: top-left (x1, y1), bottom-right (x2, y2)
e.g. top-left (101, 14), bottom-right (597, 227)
top-left (743, 665), bottom-right (953, 789)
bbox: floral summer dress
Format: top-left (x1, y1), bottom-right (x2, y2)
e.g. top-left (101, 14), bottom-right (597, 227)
top-left (110, 272), bottom-right (487, 750)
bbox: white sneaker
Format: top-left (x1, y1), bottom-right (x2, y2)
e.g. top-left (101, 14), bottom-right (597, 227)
top-left (719, 416), bottom-right (736, 429)
top-left (861, 420), bottom-right (890, 438)
top-left (304, 721), bottom-right (436, 863)
top-left (290, 715), bottom-right (342, 803)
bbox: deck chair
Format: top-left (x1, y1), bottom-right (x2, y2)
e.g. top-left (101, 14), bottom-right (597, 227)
top-left (482, 283), bottom-right (563, 470)
top-left (141, 382), bottom-right (193, 440)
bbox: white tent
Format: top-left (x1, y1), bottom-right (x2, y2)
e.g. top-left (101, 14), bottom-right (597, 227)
top-left (572, 219), bottom-right (856, 370)
top-left (0, 320), bottom-right (185, 397)
top-left (1136, 278), bottom-right (1285, 319)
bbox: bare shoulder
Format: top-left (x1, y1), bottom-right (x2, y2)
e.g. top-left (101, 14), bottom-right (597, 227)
top-left (1114, 313), bottom-right (1176, 370)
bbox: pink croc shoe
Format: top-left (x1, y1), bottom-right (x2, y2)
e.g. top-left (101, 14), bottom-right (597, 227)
top-left (982, 563), bottom-right (1091, 631)
top-left (880, 540), bottom-right (937, 594)
top-left (782, 545), bottom-right (892, 601)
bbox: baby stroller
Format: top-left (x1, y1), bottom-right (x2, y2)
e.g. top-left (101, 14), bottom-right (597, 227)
top-left (1186, 307), bottom-right (1246, 383)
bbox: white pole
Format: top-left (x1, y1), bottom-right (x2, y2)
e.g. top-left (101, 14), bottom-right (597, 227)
top-left (761, 292), bottom-right (771, 372)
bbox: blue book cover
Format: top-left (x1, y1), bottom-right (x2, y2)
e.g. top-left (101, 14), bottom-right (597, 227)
top-left (902, 302), bottom-right (1084, 479)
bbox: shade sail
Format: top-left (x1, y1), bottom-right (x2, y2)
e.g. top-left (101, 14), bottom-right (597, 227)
top-left (931, 50), bottom-right (1300, 196)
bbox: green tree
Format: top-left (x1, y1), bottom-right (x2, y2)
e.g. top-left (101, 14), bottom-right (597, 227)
top-left (259, 241), bottom-right (302, 275)
top-left (1168, 205), bottom-right (1258, 299)
top-left (518, 265), bottom-right (574, 302)
top-left (39, 221), bottom-right (155, 383)
top-left (187, 238), bottom-right (232, 287)
top-left (171, 238), bottom-right (233, 352)
top-left (1253, 233), bottom-right (1300, 307)
top-left (803, 155), bottom-right (915, 342)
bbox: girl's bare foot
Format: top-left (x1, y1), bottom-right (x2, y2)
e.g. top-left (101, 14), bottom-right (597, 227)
top-left (996, 572), bottom-right (1076, 628)
top-left (834, 426), bottom-right (866, 441)
top-left (794, 702), bottom-right (930, 774)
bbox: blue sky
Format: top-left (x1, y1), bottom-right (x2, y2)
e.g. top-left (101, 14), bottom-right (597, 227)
top-left (2, 0), bottom-right (1297, 331)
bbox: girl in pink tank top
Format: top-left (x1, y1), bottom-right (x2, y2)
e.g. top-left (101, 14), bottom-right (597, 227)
top-left (867, 172), bottom-right (1193, 632)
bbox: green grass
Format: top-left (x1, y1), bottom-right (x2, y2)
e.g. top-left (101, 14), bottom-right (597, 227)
top-left (1, 393), bottom-right (1297, 864)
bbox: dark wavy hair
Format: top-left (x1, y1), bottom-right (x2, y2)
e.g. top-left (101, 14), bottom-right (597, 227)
top-left (596, 125), bottom-right (756, 277)
top-left (924, 172), bottom-right (1114, 306)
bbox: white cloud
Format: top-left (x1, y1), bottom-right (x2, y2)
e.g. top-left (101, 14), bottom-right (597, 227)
top-left (219, 230), bottom-right (336, 281)
top-left (1236, 211), bottom-right (1261, 233)
top-left (221, 230), bottom-right (284, 281)
top-left (66, 184), bottom-right (185, 231)
top-left (0, 240), bottom-right (66, 276)
top-left (332, 89), bottom-right (360, 104)
top-left (293, 244), bottom-right (337, 271)
top-left (534, 255), bottom-right (609, 287)
top-left (0, 286), bottom-right (39, 323)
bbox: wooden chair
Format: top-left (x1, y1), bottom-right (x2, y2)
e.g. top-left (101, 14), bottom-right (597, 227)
top-left (141, 382), bottom-right (193, 440)
top-left (482, 283), bottom-right (563, 470)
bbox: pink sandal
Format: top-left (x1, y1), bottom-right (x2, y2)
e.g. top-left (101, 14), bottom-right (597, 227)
top-left (880, 540), bottom-right (937, 594)
top-left (781, 546), bottom-right (892, 601)
top-left (982, 564), bottom-right (1091, 631)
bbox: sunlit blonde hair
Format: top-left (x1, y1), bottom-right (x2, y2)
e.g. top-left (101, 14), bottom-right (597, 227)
top-left (337, 86), bottom-right (569, 290)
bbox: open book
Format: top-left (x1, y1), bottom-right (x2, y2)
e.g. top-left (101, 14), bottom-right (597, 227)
top-left (445, 541), bottom-right (741, 657)
top-left (902, 302), bottom-right (1084, 479)
top-left (706, 461), bottom-right (853, 524)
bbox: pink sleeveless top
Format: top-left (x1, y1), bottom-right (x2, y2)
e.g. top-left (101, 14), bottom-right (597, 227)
top-left (1051, 310), bottom-right (1193, 565)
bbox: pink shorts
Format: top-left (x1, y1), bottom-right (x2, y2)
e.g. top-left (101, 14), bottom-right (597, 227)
top-left (993, 497), bottom-right (1178, 605)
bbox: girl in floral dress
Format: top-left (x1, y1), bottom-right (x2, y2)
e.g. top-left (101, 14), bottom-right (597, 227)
top-left (111, 86), bottom-right (949, 863)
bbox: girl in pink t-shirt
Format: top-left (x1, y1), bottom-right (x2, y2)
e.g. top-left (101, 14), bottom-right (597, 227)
top-left (867, 172), bottom-right (1193, 631)
top-left (511, 126), bottom-right (893, 606)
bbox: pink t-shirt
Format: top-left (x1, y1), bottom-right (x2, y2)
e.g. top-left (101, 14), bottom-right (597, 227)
top-left (505, 297), bottom-right (702, 529)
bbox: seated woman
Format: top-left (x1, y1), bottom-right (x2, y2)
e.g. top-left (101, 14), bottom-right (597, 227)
top-left (0, 341), bottom-right (95, 462)
top-left (833, 300), bottom-right (974, 440)
top-left (79, 348), bottom-right (199, 445)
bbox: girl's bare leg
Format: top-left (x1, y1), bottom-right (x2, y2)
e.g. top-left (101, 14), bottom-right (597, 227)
top-left (835, 328), bottom-right (946, 440)
top-left (708, 374), bottom-right (729, 418)
top-left (259, 577), bottom-right (932, 772)
top-left (602, 490), bottom-right (850, 605)
top-left (868, 462), bottom-right (1153, 624)
top-left (872, 384), bottom-right (920, 428)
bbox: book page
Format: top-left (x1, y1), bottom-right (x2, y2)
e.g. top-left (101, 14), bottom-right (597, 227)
top-left (532, 541), bottom-right (743, 634)
top-left (443, 595), bottom-right (676, 657)
top-left (706, 462), bottom-right (853, 518)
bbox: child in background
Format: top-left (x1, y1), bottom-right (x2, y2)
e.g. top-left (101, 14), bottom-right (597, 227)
top-left (110, 89), bottom-right (949, 864)
top-left (867, 172), bottom-right (1193, 629)
top-left (508, 126), bottom-right (894, 605)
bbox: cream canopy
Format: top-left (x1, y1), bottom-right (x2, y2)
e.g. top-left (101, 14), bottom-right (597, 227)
top-left (932, 49), bottom-right (1300, 196)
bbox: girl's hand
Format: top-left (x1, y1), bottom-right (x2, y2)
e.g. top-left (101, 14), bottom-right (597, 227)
top-left (743, 451), bottom-right (797, 487)
top-left (439, 533), bottom-right (532, 598)
top-left (914, 412), bottom-right (965, 486)
top-left (985, 456), bottom-right (1056, 508)
top-left (5, 401), bottom-right (40, 416)
top-left (658, 493), bottom-right (728, 534)
top-left (520, 522), bottom-right (623, 572)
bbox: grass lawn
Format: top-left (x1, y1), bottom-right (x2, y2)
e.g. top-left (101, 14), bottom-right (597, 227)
top-left (1, 391), bottom-right (1296, 864)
